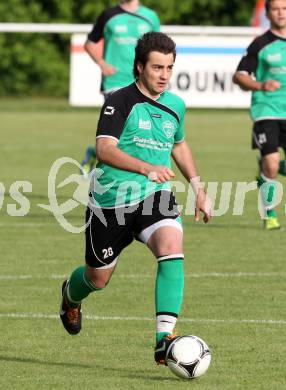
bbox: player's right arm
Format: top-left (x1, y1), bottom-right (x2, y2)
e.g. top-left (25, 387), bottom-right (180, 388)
top-left (85, 11), bottom-right (116, 76)
top-left (96, 90), bottom-right (174, 183)
top-left (233, 72), bottom-right (281, 92)
top-left (96, 138), bottom-right (175, 183)
top-left (85, 41), bottom-right (116, 76)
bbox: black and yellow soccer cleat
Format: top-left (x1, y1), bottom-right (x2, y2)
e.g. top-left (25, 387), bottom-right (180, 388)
top-left (264, 216), bottom-right (281, 230)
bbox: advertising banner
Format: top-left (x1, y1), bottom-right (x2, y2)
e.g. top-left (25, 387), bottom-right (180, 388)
top-left (69, 32), bottom-right (255, 108)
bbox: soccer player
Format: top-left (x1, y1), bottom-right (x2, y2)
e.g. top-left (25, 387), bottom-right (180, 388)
top-left (60, 32), bottom-right (212, 366)
top-left (81, 0), bottom-right (160, 176)
top-left (233, 0), bottom-right (286, 230)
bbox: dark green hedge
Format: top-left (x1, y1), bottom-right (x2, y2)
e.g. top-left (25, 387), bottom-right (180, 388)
top-left (0, 0), bottom-right (256, 96)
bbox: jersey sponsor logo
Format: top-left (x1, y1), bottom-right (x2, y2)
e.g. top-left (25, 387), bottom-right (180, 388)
top-left (138, 24), bottom-right (150, 34)
top-left (139, 118), bottom-right (152, 130)
top-left (270, 66), bottom-right (286, 74)
top-left (162, 120), bottom-right (175, 138)
top-left (133, 135), bottom-right (172, 151)
top-left (115, 37), bottom-right (137, 45)
top-left (267, 53), bottom-right (282, 62)
top-left (151, 113), bottom-right (162, 118)
top-left (104, 106), bottom-right (115, 116)
top-left (115, 25), bottom-right (128, 33)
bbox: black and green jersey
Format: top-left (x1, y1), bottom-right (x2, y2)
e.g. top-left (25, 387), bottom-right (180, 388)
top-left (236, 30), bottom-right (286, 121)
top-left (93, 83), bottom-right (186, 208)
top-left (88, 5), bottom-right (160, 93)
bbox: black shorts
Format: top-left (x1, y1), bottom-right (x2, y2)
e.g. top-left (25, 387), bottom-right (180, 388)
top-left (85, 190), bottom-right (182, 268)
top-left (252, 120), bottom-right (286, 156)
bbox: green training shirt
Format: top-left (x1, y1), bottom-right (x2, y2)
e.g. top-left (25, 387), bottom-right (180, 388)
top-left (92, 82), bottom-right (186, 208)
top-left (236, 30), bottom-right (286, 121)
top-left (88, 5), bottom-right (160, 93)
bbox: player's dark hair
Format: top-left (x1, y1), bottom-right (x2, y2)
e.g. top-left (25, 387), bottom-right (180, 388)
top-left (133, 32), bottom-right (176, 78)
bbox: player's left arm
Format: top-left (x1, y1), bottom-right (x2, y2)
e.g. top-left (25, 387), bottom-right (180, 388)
top-left (172, 140), bottom-right (212, 223)
top-left (172, 140), bottom-right (198, 180)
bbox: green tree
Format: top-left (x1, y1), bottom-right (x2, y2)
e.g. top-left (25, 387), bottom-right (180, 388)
top-left (143, 0), bottom-right (256, 25)
top-left (0, 0), bottom-right (70, 96)
top-left (0, 0), bottom-right (257, 96)
top-left (72, 0), bottom-right (256, 25)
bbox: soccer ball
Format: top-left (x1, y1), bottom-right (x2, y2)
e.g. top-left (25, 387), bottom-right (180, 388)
top-left (166, 335), bottom-right (211, 379)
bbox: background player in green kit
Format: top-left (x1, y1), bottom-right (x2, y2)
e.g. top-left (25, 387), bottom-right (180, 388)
top-left (81, 0), bottom-right (160, 176)
top-left (60, 32), bottom-right (212, 366)
top-left (233, 0), bottom-right (286, 230)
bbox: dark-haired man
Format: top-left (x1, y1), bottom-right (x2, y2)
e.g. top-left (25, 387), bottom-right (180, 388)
top-left (81, 0), bottom-right (160, 176)
top-left (60, 32), bottom-right (212, 366)
top-left (233, 0), bottom-right (286, 230)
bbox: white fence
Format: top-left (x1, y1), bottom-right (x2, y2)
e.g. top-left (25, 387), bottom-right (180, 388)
top-left (0, 23), bottom-right (263, 108)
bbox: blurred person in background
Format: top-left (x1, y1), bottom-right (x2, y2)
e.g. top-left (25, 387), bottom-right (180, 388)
top-left (252, 0), bottom-right (270, 29)
top-left (233, 0), bottom-right (286, 230)
top-left (81, 0), bottom-right (160, 177)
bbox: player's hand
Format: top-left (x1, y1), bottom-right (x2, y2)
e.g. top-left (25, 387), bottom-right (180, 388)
top-left (147, 166), bottom-right (175, 183)
top-left (261, 79), bottom-right (281, 92)
top-left (195, 189), bottom-right (212, 223)
top-left (101, 62), bottom-right (116, 76)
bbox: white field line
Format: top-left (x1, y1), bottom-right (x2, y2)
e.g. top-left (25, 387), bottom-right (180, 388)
top-left (0, 312), bottom-right (286, 326)
top-left (0, 221), bottom-right (263, 228)
top-left (0, 223), bottom-right (54, 228)
top-left (1, 272), bottom-right (286, 281)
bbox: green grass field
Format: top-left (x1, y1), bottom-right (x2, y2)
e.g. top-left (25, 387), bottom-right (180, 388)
top-left (1, 99), bottom-right (286, 389)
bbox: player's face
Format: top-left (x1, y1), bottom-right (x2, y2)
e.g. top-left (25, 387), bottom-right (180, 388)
top-left (137, 51), bottom-right (174, 98)
top-left (267, 0), bottom-right (286, 29)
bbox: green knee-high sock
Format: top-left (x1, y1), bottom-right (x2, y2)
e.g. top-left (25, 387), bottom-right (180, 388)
top-left (67, 266), bottom-right (102, 304)
top-left (278, 160), bottom-right (286, 176)
top-left (155, 258), bottom-right (184, 343)
top-left (257, 174), bottom-right (277, 218)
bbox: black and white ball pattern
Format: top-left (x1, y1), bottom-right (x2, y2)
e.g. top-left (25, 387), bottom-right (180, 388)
top-left (166, 335), bottom-right (211, 379)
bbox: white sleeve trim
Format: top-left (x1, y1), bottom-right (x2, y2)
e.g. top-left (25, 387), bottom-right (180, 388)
top-left (96, 135), bottom-right (119, 142)
top-left (236, 70), bottom-right (251, 75)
